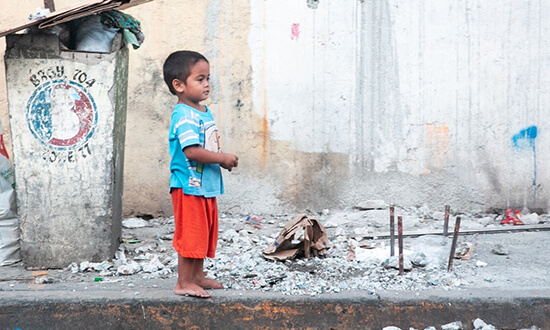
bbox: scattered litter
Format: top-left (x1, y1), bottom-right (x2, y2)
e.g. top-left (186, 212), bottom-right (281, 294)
top-left (245, 216), bottom-right (263, 229)
top-left (410, 252), bottom-right (429, 267)
top-left (521, 213), bottom-right (540, 225)
top-left (382, 255), bottom-right (412, 271)
top-left (158, 234), bottom-right (172, 240)
top-left (454, 242), bottom-right (475, 260)
top-left (67, 262), bottom-right (79, 274)
top-left (34, 277), bottom-right (53, 284)
top-left (122, 238), bottom-right (142, 244)
top-left (473, 318), bottom-right (496, 330)
top-left (135, 246), bottom-right (154, 254)
top-left (122, 218), bottom-right (150, 229)
top-left (491, 243), bottom-right (509, 255)
top-left (99, 279), bottom-right (122, 284)
top-left (442, 321), bottom-right (463, 330)
top-left (141, 254), bottom-right (164, 273)
top-left (476, 260), bottom-right (488, 267)
top-left (10, 206), bottom-right (549, 300)
top-left (501, 209), bottom-right (523, 225)
top-left (73, 15), bottom-right (120, 52)
top-left (262, 214), bottom-right (329, 261)
top-left (116, 261), bottom-right (142, 275)
top-left (355, 200), bottom-right (388, 210)
top-left (359, 241), bottom-right (378, 249)
top-left (353, 244), bottom-right (393, 263)
top-left (29, 7), bottom-right (51, 20)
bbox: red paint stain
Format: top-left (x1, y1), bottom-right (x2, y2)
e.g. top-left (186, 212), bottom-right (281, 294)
top-left (291, 23), bottom-right (300, 40)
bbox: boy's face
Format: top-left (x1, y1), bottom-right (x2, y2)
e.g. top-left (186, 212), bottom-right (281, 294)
top-left (174, 60), bottom-right (210, 106)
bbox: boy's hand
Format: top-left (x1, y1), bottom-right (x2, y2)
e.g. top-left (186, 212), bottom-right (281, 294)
top-left (220, 153), bottom-right (239, 172)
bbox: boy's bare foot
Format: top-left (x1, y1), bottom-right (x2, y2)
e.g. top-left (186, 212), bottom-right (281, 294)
top-left (197, 277), bottom-right (224, 289)
top-left (174, 283), bottom-right (211, 298)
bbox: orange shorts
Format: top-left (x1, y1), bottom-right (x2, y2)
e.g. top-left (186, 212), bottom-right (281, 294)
top-left (171, 189), bottom-right (218, 259)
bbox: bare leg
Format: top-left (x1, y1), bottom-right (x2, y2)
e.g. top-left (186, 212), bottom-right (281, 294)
top-left (194, 259), bottom-right (224, 289)
top-left (174, 255), bottom-right (210, 298)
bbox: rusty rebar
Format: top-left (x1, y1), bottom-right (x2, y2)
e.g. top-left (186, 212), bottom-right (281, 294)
top-left (398, 216), bottom-right (404, 276)
top-left (447, 216), bottom-right (461, 272)
top-left (390, 206), bottom-right (395, 257)
top-left (443, 205), bottom-right (450, 237)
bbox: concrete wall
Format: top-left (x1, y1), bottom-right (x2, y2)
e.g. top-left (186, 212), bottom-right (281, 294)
top-left (4, 34), bottom-right (127, 267)
top-left (1, 0), bottom-right (549, 217)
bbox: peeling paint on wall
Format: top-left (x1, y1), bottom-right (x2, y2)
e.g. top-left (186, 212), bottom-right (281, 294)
top-left (425, 122), bottom-right (450, 173)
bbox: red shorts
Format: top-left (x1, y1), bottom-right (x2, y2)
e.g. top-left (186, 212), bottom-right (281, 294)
top-left (171, 189), bottom-right (218, 259)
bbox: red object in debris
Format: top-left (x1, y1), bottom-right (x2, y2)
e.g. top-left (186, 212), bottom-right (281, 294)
top-left (246, 216), bottom-right (263, 229)
top-left (501, 209), bottom-right (524, 225)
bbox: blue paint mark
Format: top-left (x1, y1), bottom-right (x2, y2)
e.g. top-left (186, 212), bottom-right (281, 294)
top-left (512, 126), bottom-right (537, 149)
top-left (511, 126), bottom-right (538, 206)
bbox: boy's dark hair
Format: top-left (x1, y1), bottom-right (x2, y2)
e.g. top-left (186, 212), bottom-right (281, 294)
top-left (163, 51), bottom-right (209, 95)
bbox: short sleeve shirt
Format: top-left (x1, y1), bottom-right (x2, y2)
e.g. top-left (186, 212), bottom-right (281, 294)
top-left (169, 104), bottom-right (224, 197)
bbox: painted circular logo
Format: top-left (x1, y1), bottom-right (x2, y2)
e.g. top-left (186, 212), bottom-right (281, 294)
top-left (26, 80), bottom-right (97, 151)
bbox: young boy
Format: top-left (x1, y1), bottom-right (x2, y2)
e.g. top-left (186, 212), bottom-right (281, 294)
top-left (163, 51), bottom-right (239, 298)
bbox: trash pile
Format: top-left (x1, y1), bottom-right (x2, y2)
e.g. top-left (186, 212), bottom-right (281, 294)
top-left (0, 1), bottom-right (148, 53)
top-left (40, 204), bottom-right (549, 297)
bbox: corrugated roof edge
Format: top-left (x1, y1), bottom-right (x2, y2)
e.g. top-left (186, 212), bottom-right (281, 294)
top-left (0, 0), bottom-right (153, 38)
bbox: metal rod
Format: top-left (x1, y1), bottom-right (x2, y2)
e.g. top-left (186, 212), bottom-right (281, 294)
top-left (390, 206), bottom-right (395, 257)
top-left (443, 205), bottom-right (450, 237)
top-left (447, 216), bottom-right (461, 272)
top-left (398, 216), bottom-right (404, 276)
top-left (350, 223), bottom-right (550, 240)
top-left (44, 0), bottom-right (56, 12)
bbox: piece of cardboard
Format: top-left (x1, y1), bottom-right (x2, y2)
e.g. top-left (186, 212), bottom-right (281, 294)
top-left (39, 3), bottom-right (122, 28)
top-left (0, 0), bottom-right (153, 38)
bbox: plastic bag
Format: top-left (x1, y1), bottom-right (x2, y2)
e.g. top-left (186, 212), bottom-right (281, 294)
top-left (74, 15), bottom-right (119, 53)
top-left (0, 120), bottom-right (20, 266)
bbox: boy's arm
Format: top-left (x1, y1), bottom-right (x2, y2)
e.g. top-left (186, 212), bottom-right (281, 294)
top-left (184, 145), bottom-right (239, 171)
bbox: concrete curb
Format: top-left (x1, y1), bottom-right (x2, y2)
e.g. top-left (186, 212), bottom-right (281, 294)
top-left (1, 289), bottom-right (549, 329)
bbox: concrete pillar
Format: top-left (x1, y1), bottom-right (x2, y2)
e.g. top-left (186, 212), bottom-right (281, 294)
top-left (4, 34), bottom-right (128, 268)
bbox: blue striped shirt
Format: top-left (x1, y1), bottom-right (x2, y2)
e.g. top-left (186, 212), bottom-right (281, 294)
top-left (169, 104), bottom-right (224, 197)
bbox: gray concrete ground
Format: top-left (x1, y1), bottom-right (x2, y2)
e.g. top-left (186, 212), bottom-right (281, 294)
top-left (1, 206), bottom-right (550, 329)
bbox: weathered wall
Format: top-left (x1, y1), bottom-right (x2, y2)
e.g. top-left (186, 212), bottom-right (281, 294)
top-left (1, 0), bottom-right (549, 217)
top-left (4, 34), bottom-right (127, 266)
